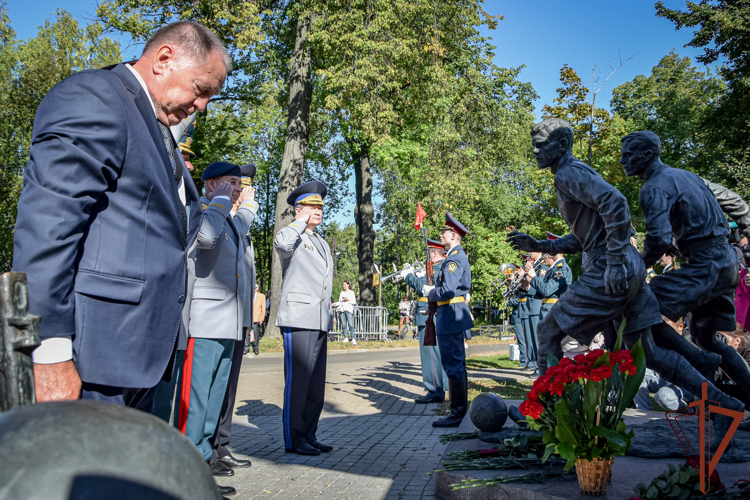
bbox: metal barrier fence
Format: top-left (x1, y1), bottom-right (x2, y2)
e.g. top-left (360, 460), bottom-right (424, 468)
top-left (331, 306), bottom-right (390, 342)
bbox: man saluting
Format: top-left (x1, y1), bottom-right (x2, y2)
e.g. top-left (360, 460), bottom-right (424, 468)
top-left (423, 212), bottom-right (474, 428)
top-left (274, 181), bottom-right (334, 455)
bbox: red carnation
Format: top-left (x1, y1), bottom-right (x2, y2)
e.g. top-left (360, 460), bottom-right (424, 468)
top-left (519, 399), bottom-right (544, 420)
top-left (549, 379), bottom-right (565, 396)
top-left (589, 365), bottom-right (613, 382)
top-left (559, 357), bottom-right (574, 368)
top-left (619, 362), bottom-right (637, 376)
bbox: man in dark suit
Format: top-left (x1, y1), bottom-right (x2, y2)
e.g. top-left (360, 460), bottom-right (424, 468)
top-left (13, 21), bottom-right (231, 406)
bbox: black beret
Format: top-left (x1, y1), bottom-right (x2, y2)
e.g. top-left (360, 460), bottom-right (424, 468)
top-left (201, 162), bottom-right (241, 181)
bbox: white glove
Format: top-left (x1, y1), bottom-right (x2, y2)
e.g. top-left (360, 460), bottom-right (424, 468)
top-left (399, 268), bottom-right (412, 279)
top-left (415, 269), bottom-right (426, 278)
top-left (422, 284), bottom-right (435, 296)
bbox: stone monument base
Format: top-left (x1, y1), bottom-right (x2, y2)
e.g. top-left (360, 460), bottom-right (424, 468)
top-left (435, 401), bottom-right (750, 500)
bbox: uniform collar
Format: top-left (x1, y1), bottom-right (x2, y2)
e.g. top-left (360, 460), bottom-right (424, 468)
top-left (552, 257), bottom-right (565, 268)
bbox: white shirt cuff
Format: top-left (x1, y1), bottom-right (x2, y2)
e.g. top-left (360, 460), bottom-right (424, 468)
top-left (214, 195), bottom-right (230, 201)
top-left (32, 337), bottom-right (73, 364)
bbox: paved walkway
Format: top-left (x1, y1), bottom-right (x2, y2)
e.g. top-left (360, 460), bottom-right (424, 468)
top-left (218, 343), bottom-right (511, 499)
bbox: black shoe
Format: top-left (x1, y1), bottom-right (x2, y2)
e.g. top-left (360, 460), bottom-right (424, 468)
top-left (220, 453), bottom-right (252, 468)
top-left (243, 349), bottom-right (250, 355)
top-left (209, 458), bottom-right (234, 477)
top-left (254, 348), bottom-right (259, 355)
top-left (285, 443), bottom-right (321, 456)
top-left (508, 405), bottom-right (528, 429)
top-left (217, 485), bottom-right (236, 496)
top-left (311, 440), bottom-right (333, 452)
top-left (432, 379), bottom-right (467, 428)
top-left (415, 395), bottom-right (444, 404)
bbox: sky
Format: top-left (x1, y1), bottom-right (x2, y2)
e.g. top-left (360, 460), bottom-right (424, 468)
top-left (5, 0), bottom-right (714, 227)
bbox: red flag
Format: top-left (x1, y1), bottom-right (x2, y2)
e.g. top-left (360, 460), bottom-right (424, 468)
top-left (414, 203), bottom-right (427, 229)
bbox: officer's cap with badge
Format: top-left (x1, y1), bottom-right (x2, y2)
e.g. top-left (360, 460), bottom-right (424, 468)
top-left (287, 181), bottom-right (328, 207)
top-left (179, 136), bottom-right (196, 158)
top-left (201, 161), bottom-right (241, 181)
top-left (427, 238), bottom-right (446, 250)
top-left (440, 211), bottom-right (471, 237)
top-left (240, 163), bottom-right (256, 188)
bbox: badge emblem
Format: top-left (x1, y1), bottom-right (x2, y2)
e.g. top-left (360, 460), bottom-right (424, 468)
top-left (447, 262), bottom-right (458, 273)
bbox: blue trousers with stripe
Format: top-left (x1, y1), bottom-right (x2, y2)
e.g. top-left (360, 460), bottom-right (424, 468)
top-left (512, 318), bottom-right (527, 365)
top-left (418, 324), bottom-right (449, 399)
top-left (282, 328), bottom-right (327, 450)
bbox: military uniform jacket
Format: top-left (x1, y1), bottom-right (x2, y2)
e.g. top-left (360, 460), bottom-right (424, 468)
top-left (274, 220), bottom-right (333, 331)
top-left (428, 245), bottom-right (474, 335)
top-left (239, 202), bottom-right (260, 328)
top-left (189, 196), bottom-right (255, 341)
top-left (506, 293), bottom-right (521, 323)
top-left (404, 261), bottom-right (443, 328)
top-left (529, 259), bottom-right (572, 305)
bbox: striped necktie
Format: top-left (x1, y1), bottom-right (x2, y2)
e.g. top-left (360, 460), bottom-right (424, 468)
top-left (158, 121), bottom-right (183, 184)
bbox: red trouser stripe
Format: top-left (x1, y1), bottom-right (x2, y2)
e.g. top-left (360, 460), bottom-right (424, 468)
top-left (178, 338), bottom-right (196, 434)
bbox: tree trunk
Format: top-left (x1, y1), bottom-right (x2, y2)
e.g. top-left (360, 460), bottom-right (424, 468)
top-left (267, 13), bottom-right (316, 338)
top-left (353, 142), bottom-right (376, 306)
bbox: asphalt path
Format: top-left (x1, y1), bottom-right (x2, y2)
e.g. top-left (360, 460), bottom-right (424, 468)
top-left (240, 342), bottom-right (508, 375)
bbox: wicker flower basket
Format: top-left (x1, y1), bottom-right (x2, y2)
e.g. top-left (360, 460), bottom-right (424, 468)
top-left (575, 456), bottom-right (614, 496)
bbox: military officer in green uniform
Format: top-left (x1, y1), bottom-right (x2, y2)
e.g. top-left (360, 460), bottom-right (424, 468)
top-left (422, 212), bottom-right (474, 428)
top-left (402, 238), bottom-right (450, 403)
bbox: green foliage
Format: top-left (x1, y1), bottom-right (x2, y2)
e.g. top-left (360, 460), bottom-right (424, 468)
top-left (655, 1), bottom-right (750, 192)
top-left (634, 461), bottom-right (749, 499)
top-left (0, 5), bottom-right (120, 271)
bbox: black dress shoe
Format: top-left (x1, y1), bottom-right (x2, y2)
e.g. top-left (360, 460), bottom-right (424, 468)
top-left (285, 443), bottom-right (321, 456)
top-left (217, 485), bottom-right (236, 496)
top-left (209, 458), bottom-right (234, 477)
top-left (414, 395), bottom-right (444, 404)
top-left (220, 453), bottom-right (252, 468)
top-left (311, 440), bottom-right (333, 452)
top-left (254, 348), bottom-right (259, 355)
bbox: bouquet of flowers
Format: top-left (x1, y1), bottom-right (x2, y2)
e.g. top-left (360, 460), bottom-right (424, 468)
top-left (519, 326), bottom-right (647, 472)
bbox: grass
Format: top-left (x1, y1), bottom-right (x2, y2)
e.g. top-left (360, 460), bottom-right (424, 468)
top-left (433, 353), bottom-right (534, 415)
top-left (256, 333), bottom-right (507, 353)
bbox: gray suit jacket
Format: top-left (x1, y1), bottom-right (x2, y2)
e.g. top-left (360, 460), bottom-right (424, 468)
top-left (274, 220), bottom-right (333, 331)
top-left (189, 196), bottom-right (256, 340)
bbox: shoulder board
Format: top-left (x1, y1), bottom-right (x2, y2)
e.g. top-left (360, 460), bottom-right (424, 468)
top-left (557, 263), bottom-right (563, 267)
top-left (201, 203), bottom-right (208, 210)
top-left (450, 249), bottom-right (459, 256)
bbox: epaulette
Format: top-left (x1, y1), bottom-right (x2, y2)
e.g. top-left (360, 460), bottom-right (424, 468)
top-left (557, 263), bottom-right (563, 268)
top-left (450, 249), bottom-right (459, 256)
top-left (201, 203), bottom-right (208, 210)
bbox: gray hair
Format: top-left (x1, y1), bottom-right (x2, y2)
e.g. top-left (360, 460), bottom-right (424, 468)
top-left (622, 131), bottom-right (662, 158)
top-left (143, 21), bottom-right (232, 73)
top-left (532, 118), bottom-right (574, 152)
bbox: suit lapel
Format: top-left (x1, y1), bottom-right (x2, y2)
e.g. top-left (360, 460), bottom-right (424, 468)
top-left (110, 64), bottom-right (187, 241)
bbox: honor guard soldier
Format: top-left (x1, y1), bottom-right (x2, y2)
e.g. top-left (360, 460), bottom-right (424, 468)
top-left (506, 286), bottom-right (527, 368)
top-left (521, 252), bottom-right (545, 374)
top-left (209, 163), bottom-right (259, 474)
top-left (274, 181), bottom-right (334, 456)
top-left (402, 238), bottom-right (450, 403)
top-left (175, 162), bottom-right (255, 480)
top-left (422, 212), bottom-right (474, 428)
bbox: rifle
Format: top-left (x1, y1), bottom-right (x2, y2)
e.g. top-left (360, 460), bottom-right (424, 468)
top-left (421, 226), bottom-right (437, 347)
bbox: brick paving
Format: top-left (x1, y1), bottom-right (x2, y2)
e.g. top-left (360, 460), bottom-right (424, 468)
top-left (218, 344), bottom-right (512, 499)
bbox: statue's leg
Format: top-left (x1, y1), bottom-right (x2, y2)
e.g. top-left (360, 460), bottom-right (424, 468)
top-left (690, 318), bottom-right (750, 408)
top-left (651, 321), bottom-right (722, 381)
top-left (624, 326), bottom-right (745, 442)
top-left (536, 314), bottom-right (569, 376)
